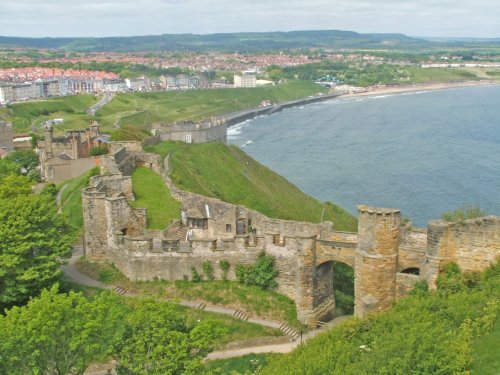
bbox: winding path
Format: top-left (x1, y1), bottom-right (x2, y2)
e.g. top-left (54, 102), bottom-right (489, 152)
top-left (63, 246), bottom-right (351, 360)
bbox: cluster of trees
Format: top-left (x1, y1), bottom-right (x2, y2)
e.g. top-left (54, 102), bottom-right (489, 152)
top-left (0, 154), bottom-right (70, 311)
top-left (0, 150), bottom-right (40, 181)
top-left (266, 61), bottom-right (408, 87)
top-left (0, 286), bottom-right (225, 374)
top-left (260, 261), bottom-right (500, 374)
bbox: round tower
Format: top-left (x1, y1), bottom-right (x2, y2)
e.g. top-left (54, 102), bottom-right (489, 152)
top-left (354, 205), bottom-right (401, 317)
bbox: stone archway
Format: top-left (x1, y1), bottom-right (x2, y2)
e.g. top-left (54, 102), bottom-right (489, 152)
top-left (313, 260), bottom-right (355, 323)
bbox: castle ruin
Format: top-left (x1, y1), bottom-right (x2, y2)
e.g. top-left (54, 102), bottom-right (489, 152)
top-left (83, 143), bottom-right (500, 327)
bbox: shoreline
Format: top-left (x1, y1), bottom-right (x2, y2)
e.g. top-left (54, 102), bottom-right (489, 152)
top-left (342, 80), bottom-right (500, 98)
top-left (223, 80), bottom-right (500, 128)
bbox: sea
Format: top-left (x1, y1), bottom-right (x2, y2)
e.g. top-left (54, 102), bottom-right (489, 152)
top-left (228, 85), bottom-right (500, 227)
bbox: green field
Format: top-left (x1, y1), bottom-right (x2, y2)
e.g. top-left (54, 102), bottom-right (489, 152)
top-left (129, 167), bottom-right (181, 229)
top-left (145, 141), bottom-right (357, 232)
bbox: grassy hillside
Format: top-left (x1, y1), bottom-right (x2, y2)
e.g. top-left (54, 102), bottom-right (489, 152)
top-left (58, 167), bottom-right (99, 234)
top-left (0, 94), bottom-right (98, 134)
top-left (144, 141), bottom-right (357, 232)
top-left (259, 262), bottom-right (500, 375)
top-left (129, 167), bottom-right (181, 229)
top-left (1, 81), bottom-right (326, 137)
top-left (96, 80), bottom-right (327, 139)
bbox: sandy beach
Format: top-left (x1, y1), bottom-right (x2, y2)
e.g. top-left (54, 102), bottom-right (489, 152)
top-left (342, 80), bottom-right (500, 98)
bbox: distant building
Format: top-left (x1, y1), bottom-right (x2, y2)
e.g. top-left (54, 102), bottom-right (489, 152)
top-left (38, 122), bottom-right (109, 182)
top-left (125, 77), bottom-right (149, 91)
top-left (234, 70), bottom-right (257, 88)
top-left (160, 74), bottom-right (202, 90)
top-left (152, 118), bottom-right (228, 144)
top-left (103, 79), bottom-right (127, 92)
top-left (0, 84), bottom-right (13, 103)
top-left (0, 121), bottom-right (14, 157)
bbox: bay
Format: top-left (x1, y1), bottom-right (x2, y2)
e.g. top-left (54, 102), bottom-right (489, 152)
top-left (228, 85), bottom-right (500, 227)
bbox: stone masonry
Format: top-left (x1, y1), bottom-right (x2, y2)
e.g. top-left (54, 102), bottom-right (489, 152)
top-left (82, 143), bottom-right (500, 328)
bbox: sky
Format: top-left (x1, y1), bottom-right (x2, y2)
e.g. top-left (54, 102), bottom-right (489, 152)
top-left (0, 0), bottom-right (499, 39)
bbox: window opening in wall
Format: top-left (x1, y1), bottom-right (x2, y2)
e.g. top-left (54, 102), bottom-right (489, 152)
top-left (226, 224), bottom-right (232, 232)
top-left (400, 267), bottom-right (420, 275)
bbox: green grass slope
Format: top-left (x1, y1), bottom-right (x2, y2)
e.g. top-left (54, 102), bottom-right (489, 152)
top-left (59, 167), bottom-right (99, 234)
top-left (1, 81), bottom-right (325, 138)
top-left (2, 94), bottom-right (98, 133)
top-left (144, 141), bottom-right (357, 232)
top-left (259, 262), bottom-right (500, 375)
top-left (129, 167), bottom-right (181, 229)
top-left (96, 80), bottom-right (327, 138)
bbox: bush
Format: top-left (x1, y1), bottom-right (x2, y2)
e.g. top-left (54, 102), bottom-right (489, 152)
top-left (89, 145), bottom-right (108, 156)
top-left (442, 204), bottom-right (486, 223)
top-left (191, 267), bottom-right (201, 283)
top-left (202, 261), bottom-right (214, 281)
top-left (219, 260), bottom-right (230, 281)
top-left (236, 252), bottom-right (278, 290)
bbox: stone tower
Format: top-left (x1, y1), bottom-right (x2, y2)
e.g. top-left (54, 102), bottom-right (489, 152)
top-left (354, 205), bottom-right (401, 316)
top-left (44, 124), bottom-right (53, 158)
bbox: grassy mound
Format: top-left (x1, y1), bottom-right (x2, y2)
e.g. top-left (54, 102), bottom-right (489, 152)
top-left (259, 262), bottom-right (500, 375)
top-left (129, 167), bottom-right (181, 229)
top-left (145, 141), bottom-right (357, 232)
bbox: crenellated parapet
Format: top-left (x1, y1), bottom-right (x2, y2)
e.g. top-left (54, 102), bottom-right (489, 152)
top-left (82, 143), bottom-right (500, 327)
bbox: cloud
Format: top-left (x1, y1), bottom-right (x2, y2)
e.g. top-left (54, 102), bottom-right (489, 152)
top-left (0, 0), bottom-right (499, 38)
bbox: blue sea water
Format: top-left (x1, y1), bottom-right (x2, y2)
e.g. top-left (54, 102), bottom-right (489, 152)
top-left (228, 85), bottom-right (500, 227)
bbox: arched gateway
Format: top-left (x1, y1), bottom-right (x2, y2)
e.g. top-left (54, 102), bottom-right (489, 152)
top-left (83, 144), bottom-right (500, 328)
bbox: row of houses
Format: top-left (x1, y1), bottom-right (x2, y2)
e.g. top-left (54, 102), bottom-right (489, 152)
top-left (0, 77), bottom-right (152, 104)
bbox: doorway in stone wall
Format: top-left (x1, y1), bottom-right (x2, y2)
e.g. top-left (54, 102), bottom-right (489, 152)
top-left (332, 261), bottom-right (354, 315)
top-left (313, 260), bottom-right (355, 322)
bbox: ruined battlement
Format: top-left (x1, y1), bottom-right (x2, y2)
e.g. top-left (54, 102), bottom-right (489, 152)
top-left (83, 144), bottom-right (500, 327)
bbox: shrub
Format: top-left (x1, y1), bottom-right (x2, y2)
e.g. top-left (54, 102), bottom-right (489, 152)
top-left (441, 204), bottom-right (486, 223)
top-left (202, 261), bottom-right (215, 281)
top-left (89, 145), bottom-right (108, 156)
top-left (219, 260), bottom-right (230, 281)
top-left (235, 252), bottom-right (278, 290)
top-left (191, 267), bottom-right (201, 283)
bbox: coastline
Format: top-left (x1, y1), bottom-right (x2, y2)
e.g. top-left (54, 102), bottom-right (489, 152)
top-left (342, 80), bottom-right (500, 98)
top-left (222, 80), bottom-right (500, 128)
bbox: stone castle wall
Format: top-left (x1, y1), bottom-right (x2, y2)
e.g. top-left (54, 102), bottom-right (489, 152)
top-left (82, 143), bottom-right (500, 327)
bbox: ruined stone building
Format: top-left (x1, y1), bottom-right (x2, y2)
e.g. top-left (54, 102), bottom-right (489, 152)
top-left (37, 122), bottom-right (109, 182)
top-left (83, 143), bottom-right (500, 327)
top-left (0, 121), bottom-right (14, 157)
top-left (151, 117), bottom-right (228, 144)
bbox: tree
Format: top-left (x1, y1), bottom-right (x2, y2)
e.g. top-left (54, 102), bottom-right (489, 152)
top-left (0, 175), bottom-right (71, 309)
top-left (0, 286), bottom-right (126, 375)
top-left (4, 150), bottom-right (39, 174)
top-left (0, 158), bottom-right (19, 180)
top-left (116, 299), bottom-right (225, 375)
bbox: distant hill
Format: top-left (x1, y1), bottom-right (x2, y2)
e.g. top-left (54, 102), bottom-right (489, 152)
top-left (0, 30), bottom-right (429, 52)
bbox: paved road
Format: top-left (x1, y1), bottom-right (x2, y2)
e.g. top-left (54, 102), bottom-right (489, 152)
top-left (86, 92), bottom-right (114, 115)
